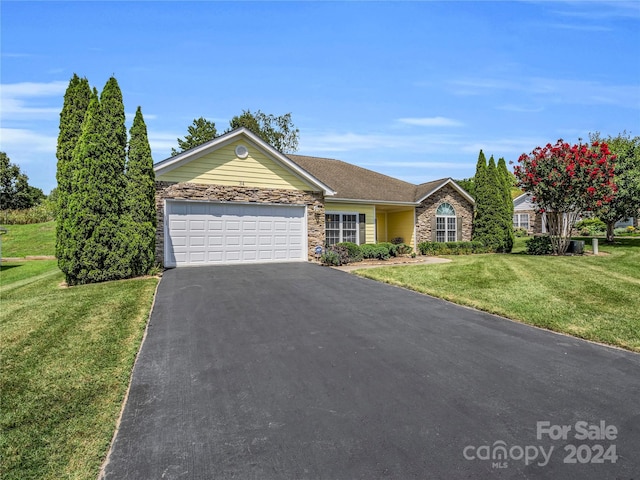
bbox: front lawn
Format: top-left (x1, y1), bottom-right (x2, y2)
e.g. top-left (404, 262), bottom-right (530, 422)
top-left (356, 237), bottom-right (640, 352)
top-left (0, 260), bottom-right (158, 480)
top-left (0, 221), bottom-right (56, 258)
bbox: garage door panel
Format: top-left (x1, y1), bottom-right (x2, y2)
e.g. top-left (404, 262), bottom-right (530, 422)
top-left (166, 201), bottom-right (306, 267)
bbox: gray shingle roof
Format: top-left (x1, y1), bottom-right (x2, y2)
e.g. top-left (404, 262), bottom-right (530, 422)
top-left (288, 154), bottom-right (451, 203)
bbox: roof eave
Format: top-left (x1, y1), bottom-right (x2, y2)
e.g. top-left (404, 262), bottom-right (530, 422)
top-left (416, 178), bottom-right (476, 205)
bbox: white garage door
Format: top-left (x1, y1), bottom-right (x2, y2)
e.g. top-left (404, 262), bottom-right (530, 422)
top-left (165, 201), bottom-right (307, 267)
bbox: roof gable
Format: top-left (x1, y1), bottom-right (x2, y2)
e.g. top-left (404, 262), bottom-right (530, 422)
top-left (154, 128), bottom-right (335, 194)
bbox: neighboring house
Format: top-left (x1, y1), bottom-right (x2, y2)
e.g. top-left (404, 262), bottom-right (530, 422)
top-left (512, 193), bottom-right (544, 234)
top-left (154, 128), bottom-right (475, 267)
top-left (513, 192), bottom-right (637, 234)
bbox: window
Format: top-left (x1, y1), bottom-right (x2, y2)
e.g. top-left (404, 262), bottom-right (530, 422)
top-left (325, 213), bottom-right (358, 245)
top-left (436, 203), bottom-right (456, 242)
top-left (513, 213), bottom-right (529, 230)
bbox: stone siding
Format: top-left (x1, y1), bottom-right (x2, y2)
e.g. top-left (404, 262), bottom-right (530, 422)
top-left (155, 181), bottom-right (325, 265)
top-left (416, 184), bottom-right (474, 243)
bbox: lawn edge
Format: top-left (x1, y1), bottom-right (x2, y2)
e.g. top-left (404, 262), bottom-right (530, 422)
top-left (351, 269), bottom-right (640, 355)
top-left (97, 277), bottom-right (162, 480)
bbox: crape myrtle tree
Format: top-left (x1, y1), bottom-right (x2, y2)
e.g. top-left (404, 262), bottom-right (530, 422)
top-left (589, 131), bottom-right (640, 242)
top-left (514, 139), bottom-right (617, 255)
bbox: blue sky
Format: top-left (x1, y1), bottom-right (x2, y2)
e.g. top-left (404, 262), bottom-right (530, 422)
top-left (2, 1), bottom-right (639, 194)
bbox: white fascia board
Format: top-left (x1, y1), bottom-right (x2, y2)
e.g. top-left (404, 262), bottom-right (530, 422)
top-left (154, 127), bottom-right (336, 196)
top-left (416, 178), bottom-right (476, 205)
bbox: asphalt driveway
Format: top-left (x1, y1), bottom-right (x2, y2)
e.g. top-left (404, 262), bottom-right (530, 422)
top-left (102, 263), bottom-right (640, 479)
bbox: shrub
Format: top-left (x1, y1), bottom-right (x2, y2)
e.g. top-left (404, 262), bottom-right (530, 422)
top-left (614, 227), bottom-right (629, 236)
top-left (627, 226), bottom-right (636, 233)
top-left (336, 242), bottom-right (362, 262)
top-left (320, 250), bottom-right (341, 266)
top-left (360, 244), bottom-right (390, 260)
top-left (526, 235), bottom-right (553, 255)
top-left (390, 237), bottom-right (404, 245)
top-left (0, 201), bottom-right (56, 224)
top-left (396, 243), bottom-right (413, 255)
top-left (575, 218), bottom-right (606, 236)
top-left (514, 227), bottom-right (528, 237)
top-left (377, 242), bottom-right (398, 257)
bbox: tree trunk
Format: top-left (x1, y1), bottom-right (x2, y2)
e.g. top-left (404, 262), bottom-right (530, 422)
top-left (606, 221), bottom-right (615, 243)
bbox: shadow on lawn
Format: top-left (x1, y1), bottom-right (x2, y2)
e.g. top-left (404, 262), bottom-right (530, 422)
top-left (0, 264), bottom-right (22, 271)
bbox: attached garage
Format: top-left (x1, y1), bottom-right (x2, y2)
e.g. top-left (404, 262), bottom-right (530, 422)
top-left (165, 201), bottom-right (307, 267)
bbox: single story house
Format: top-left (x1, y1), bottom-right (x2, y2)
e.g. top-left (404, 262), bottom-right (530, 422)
top-left (513, 192), bottom-right (638, 235)
top-left (154, 128), bottom-right (475, 267)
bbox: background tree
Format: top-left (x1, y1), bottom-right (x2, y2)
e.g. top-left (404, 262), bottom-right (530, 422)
top-left (56, 74), bottom-right (91, 262)
top-left (514, 139), bottom-right (617, 254)
top-left (126, 106), bottom-right (157, 275)
top-left (454, 177), bottom-right (475, 199)
top-left (227, 109), bottom-right (299, 153)
top-left (0, 152), bottom-right (45, 210)
top-left (497, 157), bottom-right (515, 252)
top-left (171, 117), bottom-right (217, 155)
top-left (589, 131), bottom-right (640, 242)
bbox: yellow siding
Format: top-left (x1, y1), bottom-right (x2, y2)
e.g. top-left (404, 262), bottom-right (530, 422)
top-left (376, 212), bottom-right (387, 243)
top-left (326, 202), bottom-right (375, 244)
top-left (387, 209), bottom-right (415, 248)
top-left (157, 140), bottom-right (312, 190)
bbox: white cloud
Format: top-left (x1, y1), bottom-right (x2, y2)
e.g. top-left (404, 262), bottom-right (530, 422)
top-left (0, 128), bottom-right (57, 154)
top-left (0, 80), bottom-right (67, 120)
top-left (396, 117), bottom-right (464, 127)
top-left (449, 76), bottom-right (640, 109)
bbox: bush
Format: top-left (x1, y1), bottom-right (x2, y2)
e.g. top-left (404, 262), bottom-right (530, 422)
top-left (514, 227), bottom-right (528, 237)
top-left (320, 250), bottom-right (341, 266)
top-left (525, 235), bottom-right (553, 255)
top-left (336, 242), bottom-right (362, 262)
top-left (360, 244), bottom-right (390, 260)
top-left (417, 241), bottom-right (487, 255)
top-left (390, 237), bottom-right (404, 245)
top-left (575, 218), bottom-right (606, 236)
top-left (0, 201), bottom-right (56, 224)
top-left (377, 242), bottom-right (398, 257)
top-left (627, 226), bottom-right (636, 233)
top-left (614, 227), bottom-right (629, 236)
top-left (396, 243), bottom-right (413, 255)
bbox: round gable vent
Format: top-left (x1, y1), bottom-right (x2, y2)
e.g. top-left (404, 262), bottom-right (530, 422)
top-left (235, 145), bottom-right (249, 159)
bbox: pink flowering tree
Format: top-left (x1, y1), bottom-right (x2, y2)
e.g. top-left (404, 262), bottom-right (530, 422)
top-left (514, 139), bottom-right (617, 254)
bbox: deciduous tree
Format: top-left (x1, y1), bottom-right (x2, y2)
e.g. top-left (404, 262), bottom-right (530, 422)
top-left (514, 139), bottom-right (616, 254)
top-left (589, 131), bottom-right (640, 242)
top-left (171, 117), bottom-right (217, 156)
top-left (0, 152), bottom-right (45, 210)
top-left (228, 109), bottom-right (299, 153)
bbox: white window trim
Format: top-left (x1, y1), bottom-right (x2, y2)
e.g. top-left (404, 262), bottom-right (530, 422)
top-left (325, 211), bottom-right (360, 245)
top-left (513, 213), bottom-right (530, 229)
top-left (436, 203), bottom-right (456, 242)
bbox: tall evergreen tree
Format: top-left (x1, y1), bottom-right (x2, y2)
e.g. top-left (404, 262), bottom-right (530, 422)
top-left (472, 153), bottom-right (505, 251)
top-left (62, 77), bottom-right (135, 285)
top-left (171, 117), bottom-right (217, 156)
top-left (497, 157), bottom-right (514, 252)
top-left (126, 106), bottom-right (157, 275)
top-left (56, 74), bottom-right (91, 268)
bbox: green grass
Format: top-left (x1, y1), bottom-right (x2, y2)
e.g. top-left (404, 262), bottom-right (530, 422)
top-left (0, 260), bottom-right (159, 479)
top-left (1, 221), bottom-right (56, 257)
top-left (356, 237), bottom-right (640, 352)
